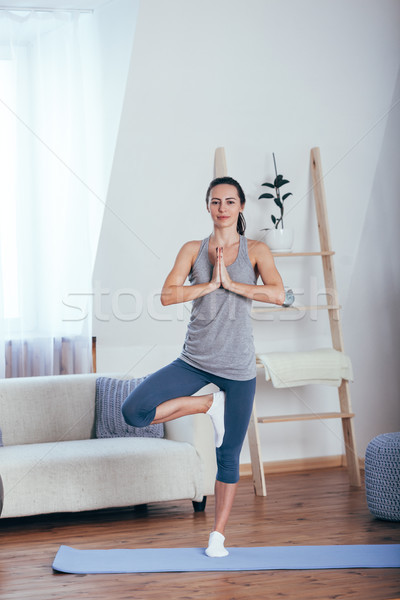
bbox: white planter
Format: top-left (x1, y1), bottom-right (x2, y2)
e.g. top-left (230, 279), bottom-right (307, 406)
top-left (264, 228), bottom-right (294, 252)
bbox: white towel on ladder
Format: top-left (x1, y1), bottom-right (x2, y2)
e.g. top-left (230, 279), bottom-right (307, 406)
top-left (257, 348), bottom-right (353, 388)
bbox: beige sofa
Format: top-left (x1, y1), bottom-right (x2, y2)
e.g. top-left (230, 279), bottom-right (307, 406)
top-left (0, 373), bottom-right (217, 518)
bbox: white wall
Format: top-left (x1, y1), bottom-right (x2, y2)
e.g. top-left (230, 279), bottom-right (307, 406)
top-left (343, 68), bottom-right (400, 456)
top-left (93, 0), bottom-right (400, 464)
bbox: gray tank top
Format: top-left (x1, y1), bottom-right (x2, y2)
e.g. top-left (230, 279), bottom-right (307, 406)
top-left (180, 235), bottom-right (257, 381)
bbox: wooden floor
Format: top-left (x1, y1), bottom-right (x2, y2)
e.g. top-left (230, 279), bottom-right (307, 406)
top-left (0, 467), bottom-right (399, 600)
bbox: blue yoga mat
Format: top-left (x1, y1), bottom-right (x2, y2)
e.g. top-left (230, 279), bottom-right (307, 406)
top-left (52, 544), bottom-right (400, 573)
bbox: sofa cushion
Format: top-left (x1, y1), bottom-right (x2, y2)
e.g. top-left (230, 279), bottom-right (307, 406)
top-left (0, 374), bottom-right (98, 446)
top-left (95, 377), bottom-right (164, 439)
top-left (0, 437), bottom-right (202, 517)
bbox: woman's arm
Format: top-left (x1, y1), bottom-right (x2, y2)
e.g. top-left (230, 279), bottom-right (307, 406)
top-left (161, 241), bottom-right (220, 306)
top-left (220, 242), bottom-right (285, 305)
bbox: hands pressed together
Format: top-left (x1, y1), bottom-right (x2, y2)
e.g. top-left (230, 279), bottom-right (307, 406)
top-left (210, 247), bottom-right (233, 291)
top-left (208, 245), bottom-right (294, 306)
top-left (161, 239), bottom-right (291, 306)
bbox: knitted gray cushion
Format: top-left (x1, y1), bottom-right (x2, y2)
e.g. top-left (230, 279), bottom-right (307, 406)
top-left (95, 376), bottom-right (164, 439)
top-left (365, 432), bottom-right (400, 522)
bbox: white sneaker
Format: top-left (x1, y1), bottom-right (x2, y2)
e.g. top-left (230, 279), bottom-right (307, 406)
top-left (205, 531), bottom-right (229, 557)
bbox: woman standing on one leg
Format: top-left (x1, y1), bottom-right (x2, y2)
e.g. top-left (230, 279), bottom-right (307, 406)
top-left (122, 176), bottom-right (291, 557)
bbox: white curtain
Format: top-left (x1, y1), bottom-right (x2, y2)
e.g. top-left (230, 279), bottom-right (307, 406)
top-left (0, 10), bottom-right (105, 377)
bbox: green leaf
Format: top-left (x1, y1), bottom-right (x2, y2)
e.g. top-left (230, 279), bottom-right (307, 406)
top-left (276, 178), bottom-right (289, 188)
top-left (274, 198), bottom-right (282, 209)
top-left (258, 193), bottom-right (274, 199)
top-left (282, 192), bottom-right (292, 200)
top-left (271, 215), bottom-right (277, 224)
top-left (261, 182), bottom-right (275, 188)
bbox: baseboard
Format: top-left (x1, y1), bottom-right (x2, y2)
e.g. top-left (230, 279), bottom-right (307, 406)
top-left (239, 455), bottom-right (364, 477)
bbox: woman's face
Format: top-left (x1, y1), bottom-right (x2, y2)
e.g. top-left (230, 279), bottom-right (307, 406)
top-left (207, 184), bottom-right (242, 228)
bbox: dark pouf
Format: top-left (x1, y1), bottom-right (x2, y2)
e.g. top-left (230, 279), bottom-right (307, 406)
top-left (365, 432), bottom-right (400, 521)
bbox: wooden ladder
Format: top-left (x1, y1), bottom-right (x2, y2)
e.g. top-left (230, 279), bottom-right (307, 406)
top-left (214, 146), bottom-right (361, 495)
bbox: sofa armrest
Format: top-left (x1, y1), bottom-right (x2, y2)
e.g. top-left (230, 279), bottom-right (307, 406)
top-left (164, 415), bottom-right (217, 494)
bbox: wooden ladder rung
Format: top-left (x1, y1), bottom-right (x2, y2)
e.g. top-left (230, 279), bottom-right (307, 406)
top-left (272, 251), bottom-right (335, 257)
top-left (258, 412), bottom-right (354, 424)
top-left (252, 304), bottom-right (341, 314)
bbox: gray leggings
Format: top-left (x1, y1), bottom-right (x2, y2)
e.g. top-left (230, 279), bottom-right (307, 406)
top-left (121, 358), bottom-right (256, 484)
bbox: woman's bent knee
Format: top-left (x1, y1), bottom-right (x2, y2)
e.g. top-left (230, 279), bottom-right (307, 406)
top-left (121, 390), bottom-right (154, 428)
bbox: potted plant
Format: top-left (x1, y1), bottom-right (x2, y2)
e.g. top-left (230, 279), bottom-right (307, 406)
top-left (258, 153), bottom-right (294, 251)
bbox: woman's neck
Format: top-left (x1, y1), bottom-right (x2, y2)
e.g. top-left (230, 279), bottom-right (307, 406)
top-left (210, 228), bottom-right (240, 248)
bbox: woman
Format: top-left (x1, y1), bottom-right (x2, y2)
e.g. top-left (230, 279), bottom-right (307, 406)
top-left (122, 176), bottom-right (291, 557)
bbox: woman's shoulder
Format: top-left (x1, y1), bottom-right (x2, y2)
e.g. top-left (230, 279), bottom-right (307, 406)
top-left (246, 237), bottom-right (273, 257)
top-left (176, 239), bottom-right (204, 264)
top-left (245, 238), bottom-right (275, 270)
top-left (180, 239), bottom-right (203, 254)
